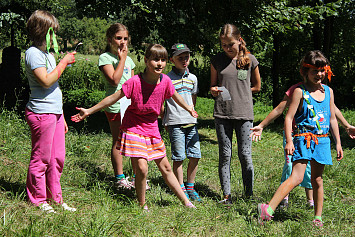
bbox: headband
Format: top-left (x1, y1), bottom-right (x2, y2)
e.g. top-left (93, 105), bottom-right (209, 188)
top-left (46, 27), bottom-right (59, 54)
top-left (302, 63), bottom-right (333, 82)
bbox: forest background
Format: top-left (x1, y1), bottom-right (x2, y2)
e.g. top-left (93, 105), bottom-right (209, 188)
top-left (0, 0), bottom-right (354, 110)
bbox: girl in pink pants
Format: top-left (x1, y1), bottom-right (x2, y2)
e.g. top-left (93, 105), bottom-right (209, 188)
top-left (24, 10), bottom-right (76, 213)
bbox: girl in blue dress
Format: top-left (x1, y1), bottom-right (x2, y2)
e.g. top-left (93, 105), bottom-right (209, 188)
top-left (258, 50), bottom-right (343, 227)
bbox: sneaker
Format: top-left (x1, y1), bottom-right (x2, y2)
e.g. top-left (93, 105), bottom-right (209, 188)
top-left (307, 200), bottom-right (314, 209)
top-left (218, 195), bottom-right (232, 205)
top-left (39, 203), bottom-right (56, 214)
top-left (185, 202), bottom-right (196, 208)
top-left (313, 219), bottom-right (323, 227)
top-left (61, 203), bottom-right (76, 212)
top-left (279, 199), bottom-right (289, 209)
top-left (258, 203), bottom-right (274, 224)
top-left (187, 189), bottom-right (201, 202)
top-left (131, 178), bottom-right (150, 190)
top-left (115, 177), bottom-right (133, 189)
top-left (143, 205), bottom-right (150, 212)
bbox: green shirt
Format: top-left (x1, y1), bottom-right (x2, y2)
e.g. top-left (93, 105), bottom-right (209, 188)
top-left (98, 52), bottom-right (135, 113)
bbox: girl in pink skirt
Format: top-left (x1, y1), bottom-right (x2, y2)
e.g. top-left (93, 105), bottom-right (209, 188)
top-left (72, 44), bottom-right (198, 210)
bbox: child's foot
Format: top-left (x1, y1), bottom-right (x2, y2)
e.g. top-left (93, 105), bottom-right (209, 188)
top-left (132, 178), bottom-right (150, 190)
top-left (279, 198), bottom-right (289, 209)
top-left (257, 203), bottom-right (274, 224)
top-left (312, 219), bottom-right (323, 227)
top-left (185, 202), bottom-right (196, 208)
top-left (115, 177), bottom-right (133, 189)
top-left (307, 200), bottom-right (314, 209)
top-left (187, 189), bottom-right (201, 202)
top-left (61, 203), bottom-right (76, 212)
top-left (39, 203), bottom-right (56, 214)
top-left (218, 195), bottom-right (232, 205)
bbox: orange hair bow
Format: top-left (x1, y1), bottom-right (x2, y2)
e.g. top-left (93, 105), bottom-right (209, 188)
top-left (302, 63), bottom-right (334, 82)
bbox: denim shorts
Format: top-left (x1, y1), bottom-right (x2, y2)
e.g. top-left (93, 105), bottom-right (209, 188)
top-left (168, 124), bottom-right (201, 161)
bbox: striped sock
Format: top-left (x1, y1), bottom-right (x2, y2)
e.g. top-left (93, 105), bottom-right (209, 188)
top-left (186, 183), bottom-right (194, 192)
top-left (115, 174), bottom-right (125, 180)
top-left (180, 184), bottom-right (186, 192)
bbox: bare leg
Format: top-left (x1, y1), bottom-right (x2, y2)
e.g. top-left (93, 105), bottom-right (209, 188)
top-left (310, 160), bottom-right (325, 217)
top-left (172, 161), bottom-right (184, 185)
top-left (187, 158), bottom-right (199, 184)
top-left (155, 157), bottom-right (190, 205)
top-left (108, 120), bottom-right (123, 176)
top-left (268, 160), bottom-right (308, 210)
top-left (305, 188), bottom-right (313, 201)
top-left (131, 157), bottom-right (148, 206)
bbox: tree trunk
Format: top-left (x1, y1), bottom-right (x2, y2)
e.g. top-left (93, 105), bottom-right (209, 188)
top-left (323, 16), bottom-right (334, 58)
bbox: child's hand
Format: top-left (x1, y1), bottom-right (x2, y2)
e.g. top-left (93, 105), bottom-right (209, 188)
top-left (250, 126), bottom-right (263, 141)
top-left (64, 118), bottom-right (68, 134)
top-left (210, 86), bottom-right (222, 97)
top-left (285, 141), bottom-right (295, 156)
top-left (118, 45), bottom-right (128, 60)
top-left (188, 105), bottom-right (198, 118)
top-left (336, 143), bottom-right (343, 161)
top-left (71, 107), bottom-right (89, 122)
top-left (346, 125), bottom-right (355, 139)
top-left (63, 52), bottom-right (76, 65)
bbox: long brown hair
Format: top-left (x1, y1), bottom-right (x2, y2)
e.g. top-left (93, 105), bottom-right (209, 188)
top-left (27, 10), bottom-right (59, 47)
top-left (219, 24), bottom-right (250, 69)
top-left (144, 44), bottom-right (168, 61)
top-left (105, 23), bottom-right (130, 52)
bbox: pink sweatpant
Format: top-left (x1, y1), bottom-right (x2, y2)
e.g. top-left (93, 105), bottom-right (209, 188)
top-left (25, 108), bottom-right (65, 206)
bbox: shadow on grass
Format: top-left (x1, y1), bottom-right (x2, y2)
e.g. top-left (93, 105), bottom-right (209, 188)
top-left (149, 176), bottom-right (220, 203)
top-left (74, 158), bottom-right (136, 203)
top-left (0, 177), bottom-right (26, 200)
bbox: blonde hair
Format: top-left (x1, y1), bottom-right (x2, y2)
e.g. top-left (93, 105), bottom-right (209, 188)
top-left (105, 23), bottom-right (130, 52)
top-left (27, 10), bottom-right (59, 46)
top-left (220, 24), bottom-right (250, 69)
top-left (144, 44), bottom-right (168, 60)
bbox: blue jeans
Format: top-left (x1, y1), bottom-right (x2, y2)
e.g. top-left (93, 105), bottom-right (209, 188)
top-left (168, 125), bottom-right (201, 161)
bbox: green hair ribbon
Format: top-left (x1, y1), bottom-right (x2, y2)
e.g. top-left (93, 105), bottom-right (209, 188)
top-left (46, 27), bottom-right (59, 54)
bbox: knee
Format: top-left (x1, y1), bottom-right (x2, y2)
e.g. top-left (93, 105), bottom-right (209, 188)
top-left (136, 165), bottom-right (148, 177)
top-left (311, 176), bottom-right (323, 187)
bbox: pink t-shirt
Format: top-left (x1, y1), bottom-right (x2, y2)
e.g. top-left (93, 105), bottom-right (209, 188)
top-left (285, 82), bottom-right (303, 97)
top-left (121, 74), bottom-right (175, 138)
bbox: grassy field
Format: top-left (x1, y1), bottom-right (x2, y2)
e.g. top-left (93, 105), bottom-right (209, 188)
top-left (0, 98), bottom-right (354, 236)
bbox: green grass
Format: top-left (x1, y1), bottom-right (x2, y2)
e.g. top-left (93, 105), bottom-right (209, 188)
top-left (0, 99), bottom-right (354, 236)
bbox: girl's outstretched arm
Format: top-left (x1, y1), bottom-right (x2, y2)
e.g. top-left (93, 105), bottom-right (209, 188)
top-left (250, 95), bottom-right (290, 141)
top-left (250, 66), bottom-right (261, 93)
top-left (33, 52), bottom-right (76, 89)
top-left (71, 89), bottom-right (125, 122)
top-left (171, 91), bottom-right (198, 118)
top-left (329, 89), bottom-right (343, 160)
top-left (334, 105), bottom-right (355, 139)
top-left (284, 88), bottom-right (303, 155)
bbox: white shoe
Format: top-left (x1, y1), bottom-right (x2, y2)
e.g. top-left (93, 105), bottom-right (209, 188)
top-left (62, 203), bottom-right (77, 212)
top-left (39, 203), bottom-right (56, 213)
top-left (132, 178), bottom-right (150, 190)
top-left (115, 177), bottom-right (133, 189)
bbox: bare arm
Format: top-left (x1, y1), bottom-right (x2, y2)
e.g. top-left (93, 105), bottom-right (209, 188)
top-left (192, 94), bottom-right (197, 107)
top-left (33, 52), bottom-right (76, 88)
top-left (284, 88), bottom-right (303, 155)
top-left (250, 95), bottom-right (290, 141)
top-left (210, 64), bottom-right (222, 97)
top-left (171, 91), bottom-right (198, 118)
top-left (100, 46), bottom-right (128, 86)
top-left (329, 88), bottom-right (343, 160)
top-left (334, 105), bottom-right (355, 139)
top-left (71, 89), bottom-right (125, 122)
top-left (250, 65), bottom-right (261, 93)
